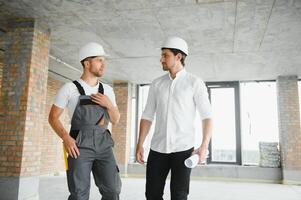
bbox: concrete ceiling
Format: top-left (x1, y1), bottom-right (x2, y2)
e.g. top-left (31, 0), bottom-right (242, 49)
top-left (0, 0), bottom-right (300, 84)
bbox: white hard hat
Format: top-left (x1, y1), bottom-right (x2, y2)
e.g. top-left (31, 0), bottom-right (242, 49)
top-left (161, 36), bottom-right (188, 55)
top-left (79, 42), bottom-right (108, 62)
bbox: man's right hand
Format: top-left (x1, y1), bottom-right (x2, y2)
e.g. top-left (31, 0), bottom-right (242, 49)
top-left (63, 135), bottom-right (80, 159)
top-left (49, 105), bottom-right (80, 159)
top-left (136, 145), bottom-right (145, 164)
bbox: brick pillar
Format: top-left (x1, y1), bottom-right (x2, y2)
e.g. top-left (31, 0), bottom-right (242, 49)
top-left (0, 19), bottom-right (50, 199)
top-left (277, 75), bottom-right (301, 184)
top-left (112, 82), bottom-right (132, 173)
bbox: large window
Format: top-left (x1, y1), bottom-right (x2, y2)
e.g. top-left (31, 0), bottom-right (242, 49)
top-left (240, 81), bottom-right (279, 165)
top-left (207, 82), bottom-right (241, 164)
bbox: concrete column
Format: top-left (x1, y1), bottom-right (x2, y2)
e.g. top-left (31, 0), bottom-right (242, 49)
top-left (112, 82), bottom-right (132, 174)
top-left (276, 75), bottom-right (301, 184)
top-left (0, 18), bottom-right (50, 200)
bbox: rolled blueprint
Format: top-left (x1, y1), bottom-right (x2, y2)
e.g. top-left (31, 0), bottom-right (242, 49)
top-left (184, 150), bottom-right (209, 168)
top-left (184, 154), bottom-right (199, 168)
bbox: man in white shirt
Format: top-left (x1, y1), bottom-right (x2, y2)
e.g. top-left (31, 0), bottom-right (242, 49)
top-left (136, 37), bottom-right (213, 200)
top-left (49, 42), bottom-right (121, 200)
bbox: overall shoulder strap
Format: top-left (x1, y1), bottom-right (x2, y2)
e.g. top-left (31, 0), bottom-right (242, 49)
top-left (98, 82), bottom-right (104, 94)
top-left (73, 80), bottom-right (85, 95)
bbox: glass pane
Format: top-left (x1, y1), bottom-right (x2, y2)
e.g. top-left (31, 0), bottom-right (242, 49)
top-left (240, 82), bottom-right (279, 165)
top-left (129, 85), bottom-right (137, 163)
top-left (211, 88), bottom-right (236, 162)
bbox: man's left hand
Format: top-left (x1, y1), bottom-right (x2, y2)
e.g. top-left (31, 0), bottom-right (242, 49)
top-left (91, 93), bottom-right (113, 109)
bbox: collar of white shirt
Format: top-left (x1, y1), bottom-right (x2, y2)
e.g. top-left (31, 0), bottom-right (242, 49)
top-left (168, 68), bottom-right (187, 80)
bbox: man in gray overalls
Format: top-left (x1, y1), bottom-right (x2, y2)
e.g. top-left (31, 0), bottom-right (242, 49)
top-left (49, 42), bottom-right (121, 200)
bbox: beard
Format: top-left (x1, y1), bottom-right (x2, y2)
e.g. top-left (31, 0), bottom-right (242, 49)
top-left (91, 69), bottom-right (103, 77)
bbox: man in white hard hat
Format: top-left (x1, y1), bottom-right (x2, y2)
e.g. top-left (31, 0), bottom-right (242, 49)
top-left (136, 36), bottom-right (213, 200)
top-left (49, 42), bottom-right (121, 200)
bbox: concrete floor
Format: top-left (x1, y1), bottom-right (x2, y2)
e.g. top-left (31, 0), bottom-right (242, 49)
top-left (39, 174), bottom-right (301, 200)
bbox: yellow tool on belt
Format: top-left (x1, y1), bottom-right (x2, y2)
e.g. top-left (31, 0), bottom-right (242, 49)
top-left (63, 144), bottom-right (68, 170)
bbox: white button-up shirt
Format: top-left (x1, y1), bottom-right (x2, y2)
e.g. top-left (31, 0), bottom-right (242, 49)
top-left (141, 69), bottom-right (212, 153)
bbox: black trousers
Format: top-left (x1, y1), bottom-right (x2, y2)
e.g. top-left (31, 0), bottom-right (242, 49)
top-left (145, 148), bottom-right (194, 200)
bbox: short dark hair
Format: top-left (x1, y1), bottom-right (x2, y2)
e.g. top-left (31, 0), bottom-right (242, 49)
top-left (161, 48), bottom-right (186, 66)
top-left (80, 56), bottom-right (97, 68)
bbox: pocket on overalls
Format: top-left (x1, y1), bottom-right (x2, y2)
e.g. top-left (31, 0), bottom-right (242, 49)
top-left (75, 130), bottom-right (82, 145)
top-left (76, 130), bottom-right (93, 148)
top-left (115, 165), bottom-right (122, 194)
top-left (106, 129), bottom-right (115, 147)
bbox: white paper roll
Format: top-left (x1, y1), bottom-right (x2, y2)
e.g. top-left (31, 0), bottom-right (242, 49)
top-left (184, 150), bottom-right (209, 168)
top-left (184, 154), bottom-right (199, 168)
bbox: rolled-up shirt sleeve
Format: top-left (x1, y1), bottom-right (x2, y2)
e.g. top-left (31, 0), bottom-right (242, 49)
top-left (54, 83), bottom-right (70, 109)
top-left (141, 83), bottom-right (156, 122)
top-left (194, 79), bottom-right (212, 120)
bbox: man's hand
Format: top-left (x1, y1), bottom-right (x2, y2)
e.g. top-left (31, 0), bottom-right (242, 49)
top-left (194, 145), bottom-right (208, 164)
top-left (91, 93), bottom-right (120, 124)
top-left (91, 93), bottom-right (113, 109)
top-left (136, 145), bottom-right (145, 164)
top-left (62, 134), bottom-right (80, 159)
top-left (49, 105), bottom-right (80, 159)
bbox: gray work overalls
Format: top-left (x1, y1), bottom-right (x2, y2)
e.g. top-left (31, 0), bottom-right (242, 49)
top-left (67, 81), bottom-right (121, 200)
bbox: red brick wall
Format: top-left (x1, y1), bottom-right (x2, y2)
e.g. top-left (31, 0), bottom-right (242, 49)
top-left (112, 82), bottom-right (131, 166)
